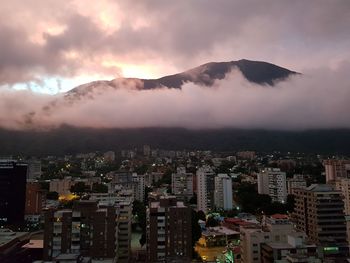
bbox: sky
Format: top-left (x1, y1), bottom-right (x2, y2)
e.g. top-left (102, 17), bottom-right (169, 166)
top-left (1, 0), bottom-right (349, 92)
top-left (1, 0), bottom-right (350, 130)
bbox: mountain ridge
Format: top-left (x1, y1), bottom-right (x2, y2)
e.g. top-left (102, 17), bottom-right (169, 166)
top-left (66, 59), bottom-right (298, 100)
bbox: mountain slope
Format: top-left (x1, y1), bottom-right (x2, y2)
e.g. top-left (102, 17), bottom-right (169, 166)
top-left (0, 126), bottom-right (349, 156)
top-left (67, 59), bottom-right (297, 100)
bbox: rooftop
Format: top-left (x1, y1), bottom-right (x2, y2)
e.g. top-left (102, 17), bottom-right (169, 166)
top-left (0, 229), bottom-right (29, 247)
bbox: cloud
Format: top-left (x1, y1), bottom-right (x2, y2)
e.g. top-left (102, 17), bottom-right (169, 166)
top-left (0, 0), bottom-right (350, 87)
top-left (0, 61), bottom-right (349, 130)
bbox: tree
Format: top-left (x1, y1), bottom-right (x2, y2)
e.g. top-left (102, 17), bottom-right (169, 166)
top-left (134, 164), bottom-right (149, 175)
top-left (286, 194), bottom-right (295, 212)
top-left (46, 191), bottom-right (59, 200)
top-left (189, 193), bottom-right (197, 205)
top-left (206, 214), bottom-right (220, 227)
top-left (197, 210), bottom-right (206, 221)
top-left (70, 182), bottom-right (89, 195)
top-left (132, 200), bottom-right (147, 247)
top-left (144, 186), bottom-right (153, 204)
top-left (91, 182), bottom-right (108, 193)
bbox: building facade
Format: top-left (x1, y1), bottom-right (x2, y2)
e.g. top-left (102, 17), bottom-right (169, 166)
top-left (196, 166), bottom-right (215, 213)
top-left (293, 184), bottom-right (348, 259)
top-left (0, 160), bottom-right (27, 225)
top-left (171, 167), bottom-right (193, 201)
top-left (323, 159), bottom-right (350, 183)
top-left (146, 196), bottom-right (192, 262)
top-left (43, 201), bottom-right (116, 260)
top-left (286, 174), bottom-right (307, 195)
top-left (214, 174), bottom-right (233, 210)
top-left (258, 168), bottom-right (287, 203)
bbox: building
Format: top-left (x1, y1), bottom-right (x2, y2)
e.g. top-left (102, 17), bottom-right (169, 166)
top-left (144, 172), bottom-right (164, 186)
top-left (323, 159), bottom-right (350, 182)
top-left (171, 167), bottom-right (193, 201)
top-left (43, 201), bottom-right (116, 260)
top-left (293, 184), bottom-right (348, 259)
top-left (260, 233), bottom-right (321, 263)
top-left (0, 160), bottom-right (27, 225)
top-left (0, 229), bottom-right (31, 263)
top-left (214, 174), bottom-right (233, 210)
top-left (240, 214), bottom-right (307, 263)
top-left (198, 226), bottom-right (239, 248)
top-left (25, 181), bottom-right (46, 223)
top-left (286, 174), bottom-right (307, 195)
top-left (49, 177), bottom-right (101, 196)
top-left (236, 151), bottom-right (256, 160)
top-left (258, 168), bottom-right (287, 203)
top-left (49, 177), bottom-right (73, 195)
top-left (89, 193), bottom-right (133, 262)
top-left (132, 174), bottom-right (146, 202)
top-left (335, 178), bottom-right (350, 249)
top-left (196, 166), bottom-right (215, 213)
top-left (146, 196), bottom-right (192, 262)
top-left (26, 159), bottom-right (42, 180)
top-left (115, 201), bottom-right (132, 263)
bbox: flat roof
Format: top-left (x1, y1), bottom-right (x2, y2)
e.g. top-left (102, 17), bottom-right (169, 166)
top-left (0, 229), bottom-right (29, 247)
top-left (22, 239), bottom-right (43, 249)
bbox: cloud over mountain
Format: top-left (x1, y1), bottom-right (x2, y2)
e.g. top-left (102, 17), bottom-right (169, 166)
top-left (0, 60), bottom-right (349, 130)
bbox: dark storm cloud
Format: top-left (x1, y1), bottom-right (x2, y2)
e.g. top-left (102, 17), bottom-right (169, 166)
top-left (0, 0), bottom-right (350, 86)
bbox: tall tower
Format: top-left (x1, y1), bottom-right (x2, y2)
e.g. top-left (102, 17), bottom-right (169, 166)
top-left (146, 196), bottom-right (192, 262)
top-left (214, 174), bottom-right (233, 210)
top-left (0, 160), bottom-right (27, 225)
top-left (196, 166), bottom-right (215, 213)
top-left (293, 184), bottom-right (348, 258)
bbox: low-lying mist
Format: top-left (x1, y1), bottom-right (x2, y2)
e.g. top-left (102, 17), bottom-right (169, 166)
top-left (1, 61), bottom-right (350, 131)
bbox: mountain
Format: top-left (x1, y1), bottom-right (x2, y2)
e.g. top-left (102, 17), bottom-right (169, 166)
top-left (0, 126), bottom-right (350, 156)
top-left (66, 59), bottom-right (297, 100)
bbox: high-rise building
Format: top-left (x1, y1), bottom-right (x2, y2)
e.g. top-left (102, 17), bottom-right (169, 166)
top-left (89, 193), bottom-right (133, 263)
top-left (132, 173), bottom-right (146, 202)
top-left (214, 174), bottom-right (233, 210)
top-left (43, 200), bottom-right (116, 260)
top-left (335, 178), bottom-right (350, 248)
top-left (323, 159), bottom-right (350, 182)
top-left (196, 165), bottom-right (215, 213)
top-left (286, 174), bottom-right (307, 195)
top-left (293, 184), bottom-right (348, 258)
top-left (25, 181), bottom-right (46, 223)
top-left (115, 201), bottom-right (132, 263)
top-left (146, 196), bottom-right (192, 262)
top-left (0, 160), bottom-right (27, 225)
top-left (171, 167), bottom-right (193, 201)
top-left (258, 168), bottom-right (287, 203)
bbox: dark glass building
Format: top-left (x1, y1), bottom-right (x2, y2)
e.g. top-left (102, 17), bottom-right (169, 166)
top-left (0, 160), bottom-right (27, 225)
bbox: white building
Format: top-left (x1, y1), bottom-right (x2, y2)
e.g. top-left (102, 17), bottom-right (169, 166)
top-left (132, 173), bottom-right (145, 202)
top-left (214, 174), bottom-right (233, 210)
top-left (258, 168), bottom-right (287, 203)
top-left (197, 165), bottom-right (215, 213)
top-left (171, 167), bottom-right (193, 201)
